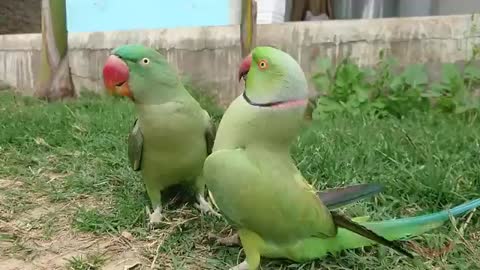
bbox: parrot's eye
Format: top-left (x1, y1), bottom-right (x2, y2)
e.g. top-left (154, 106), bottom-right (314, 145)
top-left (140, 58), bottom-right (150, 65)
top-left (258, 59), bottom-right (268, 70)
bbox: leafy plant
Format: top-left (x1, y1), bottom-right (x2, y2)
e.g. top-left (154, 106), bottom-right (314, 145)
top-left (427, 45), bottom-right (480, 115)
top-left (312, 48), bottom-right (480, 119)
top-left (312, 58), bottom-right (380, 118)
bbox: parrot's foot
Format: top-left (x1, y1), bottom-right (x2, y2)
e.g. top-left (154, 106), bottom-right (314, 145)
top-left (228, 261), bottom-right (249, 270)
top-left (146, 205), bottom-right (163, 225)
top-left (216, 233), bottom-right (240, 246)
top-left (194, 194), bottom-right (221, 217)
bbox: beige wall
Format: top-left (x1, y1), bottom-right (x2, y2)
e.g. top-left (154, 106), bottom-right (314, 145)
top-left (1, 15), bottom-right (479, 106)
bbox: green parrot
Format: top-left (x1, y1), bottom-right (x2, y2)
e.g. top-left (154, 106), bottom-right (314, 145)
top-left (102, 44), bottom-right (219, 224)
top-left (203, 46), bottom-right (480, 270)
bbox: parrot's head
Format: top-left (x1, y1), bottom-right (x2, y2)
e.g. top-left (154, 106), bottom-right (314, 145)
top-left (233, 47), bottom-right (309, 146)
top-left (238, 46), bottom-right (309, 107)
top-left (102, 44), bottom-right (180, 103)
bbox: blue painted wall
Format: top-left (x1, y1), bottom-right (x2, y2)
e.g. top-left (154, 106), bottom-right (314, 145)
top-left (66, 0), bottom-right (229, 33)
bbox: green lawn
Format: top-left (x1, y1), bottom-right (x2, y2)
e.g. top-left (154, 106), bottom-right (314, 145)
top-left (0, 91), bottom-right (479, 269)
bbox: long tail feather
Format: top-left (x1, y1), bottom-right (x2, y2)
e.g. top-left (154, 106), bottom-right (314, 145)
top-left (331, 212), bottom-right (414, 258)
top-left (363, 198), bottom-right (480, 238)
top-left (318, 183), bottom-right (384, 209)
top-left (295, 199), bottom-right (480, 261)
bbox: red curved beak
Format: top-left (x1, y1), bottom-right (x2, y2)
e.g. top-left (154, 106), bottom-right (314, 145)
top-left (102, 55), bottom-right (133, 99)
top-left (238, 54), bottom-right (252, 82)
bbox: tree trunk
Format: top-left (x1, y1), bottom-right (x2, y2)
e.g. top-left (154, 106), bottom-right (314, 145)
top-left (35, 0), bottom-right (75, 100)
top-left (240, 0), bottom-right (257, 58)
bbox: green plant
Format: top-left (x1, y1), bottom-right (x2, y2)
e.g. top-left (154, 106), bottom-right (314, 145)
top-left (312, 57), bottom-right (380, 118)
top-left (427, 45), bottom-right (480, 115)
top-left (312, 49), bottom-right (480, 119)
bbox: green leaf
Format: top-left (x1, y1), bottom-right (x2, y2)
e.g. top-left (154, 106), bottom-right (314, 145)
top-left (430, 83), bottom-right (449, 94)
top-left (441, 63), bottom-right (462, 83)
top-left (370, 100), bottom-right (386, 109)
top-left (346, 95), bottom-right (361, 108)
top-left (316, 58), bottom-right (332, 73)
top-left (312, 76), bottom-right (331, 94)
top-left (354, 85), bottom-right (370, 103)
top-left (389, 76), bottom-right (404, 91)
top-left (344, 63), bottom-right (361, 82)
top-left (421, 91), bottom-right (442, 98)
top-left (464, 65), bottom-right (480, 81)
top-left (454, 105), bottom-right (470, 114)
top-left (317, 97), bottom-right (343, 112)
top-left (441, 64), bottom-right (466, 98)
top-left (403, 64), bottom-right (428, 86)
top-left (335, 73), bottom-right (348, 89)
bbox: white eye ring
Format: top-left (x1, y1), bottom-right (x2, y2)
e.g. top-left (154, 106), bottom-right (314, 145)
top-left (140, 58), bottom-right (150, 65)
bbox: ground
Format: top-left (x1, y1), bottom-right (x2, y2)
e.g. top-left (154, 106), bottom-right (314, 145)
top-left (1, 91), bottom-right (479, 270)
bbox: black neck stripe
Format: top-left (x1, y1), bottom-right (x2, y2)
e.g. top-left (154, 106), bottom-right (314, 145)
top-left (242, 92), bottom-right (286, 107)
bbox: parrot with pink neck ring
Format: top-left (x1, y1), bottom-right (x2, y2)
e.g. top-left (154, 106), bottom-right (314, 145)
top-left (203, 46), bottom-right (480, 270)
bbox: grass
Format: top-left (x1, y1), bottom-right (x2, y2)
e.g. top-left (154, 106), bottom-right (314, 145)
top-left (65, 252), bottom-right (107, 270)
top-left (0, 91), bottom-right (479, 269)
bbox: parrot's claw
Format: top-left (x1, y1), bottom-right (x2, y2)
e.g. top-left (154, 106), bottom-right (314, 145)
top-left (229, 261), bottom-right (249, 270)
top-left (195, 194), bottom-right (221, 217)
top-left (146, 205), bottom-right (163, 225)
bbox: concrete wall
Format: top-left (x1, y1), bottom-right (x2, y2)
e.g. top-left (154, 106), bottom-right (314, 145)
top-left (1, 15), bottom-right (480, 105)
top-left (0, 34), bottom-right (41, 94)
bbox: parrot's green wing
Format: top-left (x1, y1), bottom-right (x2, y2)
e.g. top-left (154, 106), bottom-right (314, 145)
top-left (128, 118), bottom-right (143, 171)
top-left (127, 109), bottom-right (215, 172)
top-left (205, 148), bottom-right (337, 243)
